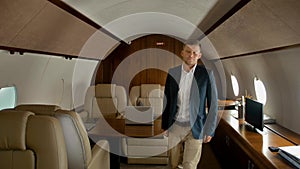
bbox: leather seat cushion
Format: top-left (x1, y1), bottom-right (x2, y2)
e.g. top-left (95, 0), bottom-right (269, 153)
top-left (0, 150), bottom-right (35, 169)
top-left (0, 110), bottom-right (33, 150)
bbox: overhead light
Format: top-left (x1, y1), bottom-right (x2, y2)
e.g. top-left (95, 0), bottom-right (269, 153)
top-left (156, 42), bottom-right (164, 46)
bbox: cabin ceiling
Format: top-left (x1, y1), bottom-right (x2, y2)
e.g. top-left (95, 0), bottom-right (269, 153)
top-left (0, 0), bottom-right (119, 60)
top-left (59, 0), bottom-right (240, 43)
top-left (208, 0), bottom-right (300, 58)
top-left (0, 0), bottom-right (240, 59)
top-left (0, 0), bottom-right (299, 60)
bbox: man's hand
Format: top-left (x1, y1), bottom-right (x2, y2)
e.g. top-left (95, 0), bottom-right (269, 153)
top-left (203, 135), bottom-right (212, 143)
top-left (162, 130), bottom-right (168, 137)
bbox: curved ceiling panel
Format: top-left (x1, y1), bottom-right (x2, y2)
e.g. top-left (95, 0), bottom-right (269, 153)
top-left (261, 0), bottom-right (300, 34)
top-left (62, 0), bottom-right (218, 27)
top-left (102, 12), bottom-right (203, 43)
top-left (0, 0), bottom-right (248, 59)
top-left (0, 0), bottom-right (47, 45)
top-left (8, 2), bottom-right (97, 57)
top-left (208, 0), bottom-right (300, 58)
top-left (47, 0), bottom-right (240, 59)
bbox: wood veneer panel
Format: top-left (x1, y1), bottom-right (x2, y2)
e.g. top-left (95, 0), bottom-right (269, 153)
top-left (95, 34), bottom-right (183, 87)
top-left (213, 110), bottom-right (296, 169)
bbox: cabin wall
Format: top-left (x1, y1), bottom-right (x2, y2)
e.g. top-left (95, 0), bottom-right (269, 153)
top-left (0, 50), bottom-right (98, 110)
top-left (95, 35), bottom-right (183, 92)
top-left (222, 46), bottom-right (300, 134)
top-left (94, 34), bottom-right (227, 101)
top-left (94, 34), bottom-right (226, 97)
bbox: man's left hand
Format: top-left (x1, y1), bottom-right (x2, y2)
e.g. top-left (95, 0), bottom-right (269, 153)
top-left (203, 135), bottom-right (212, 143)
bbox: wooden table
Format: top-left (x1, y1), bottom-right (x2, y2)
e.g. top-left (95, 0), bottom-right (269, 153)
top-left (88, 117), bottom-right (164, 137)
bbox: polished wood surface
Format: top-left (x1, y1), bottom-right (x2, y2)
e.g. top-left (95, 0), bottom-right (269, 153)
top-left (265, 123), bottom-right (300, 145)
top-left (125, 125), bottom-right (153, 137)
top-left (214, 110), bottom-right (297, 169)
top-left (95, 34), bottom-right (184, 87)
top-left (88, 117), bottom-right (164, 138)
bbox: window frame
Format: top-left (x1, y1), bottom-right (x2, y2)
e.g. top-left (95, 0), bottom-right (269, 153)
top-left (231, 74), bottom-right (240, 97)
top-left (254, 77), bottom-right (267, 105)
top-left (0, 85), bottom-right (17, 110)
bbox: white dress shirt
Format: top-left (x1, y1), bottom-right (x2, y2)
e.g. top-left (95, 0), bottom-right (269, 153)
top-left (175, 63), bottom-right (197, 122)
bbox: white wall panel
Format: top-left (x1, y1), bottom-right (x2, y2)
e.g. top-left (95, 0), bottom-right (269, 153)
top-left (0, 50), bottom-right (97, 110)
top-left (222, 46), bottom-right (300, 134)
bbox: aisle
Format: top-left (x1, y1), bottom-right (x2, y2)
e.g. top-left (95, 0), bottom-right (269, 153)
top-left (120, 143), bottom-right (222, 169)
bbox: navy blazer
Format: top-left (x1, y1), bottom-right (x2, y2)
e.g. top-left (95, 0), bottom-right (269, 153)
top-left (161, 65), bottom-right (218, 139)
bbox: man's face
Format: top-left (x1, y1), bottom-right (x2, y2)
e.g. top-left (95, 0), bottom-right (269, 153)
top-left (181, 44), bottom-right (202, 67)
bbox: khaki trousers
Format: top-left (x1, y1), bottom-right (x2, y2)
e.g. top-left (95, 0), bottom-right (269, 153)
top-left (168, 123), bottom-right (203, 169)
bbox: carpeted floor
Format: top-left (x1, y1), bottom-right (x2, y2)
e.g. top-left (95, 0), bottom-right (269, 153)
top-left (120, 143), bottom-right (222, 169)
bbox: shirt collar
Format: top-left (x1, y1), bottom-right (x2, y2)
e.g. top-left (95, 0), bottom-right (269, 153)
top-left (181, 63), bottom-right (197, 74)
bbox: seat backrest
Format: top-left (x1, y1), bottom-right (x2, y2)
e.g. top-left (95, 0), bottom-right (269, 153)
top-left (15, 104), bottom-right (61, 115)
top-left (129, 84), bottom-right (164, 118)
top-left (83, 85), bottom-right (96, 119)
top-left (0, 109), bottom-right (67, 169)
top-left (86, 84), bottom-right (127, 119)
top-left (55, 109), bottom-right (92, 169)
top-left (15, 104), bottom-right (92, 169)
top-left (124, 106), bottom-right (154, 125)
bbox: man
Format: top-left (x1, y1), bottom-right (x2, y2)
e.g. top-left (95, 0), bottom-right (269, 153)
top-left (162, 39), bottom-right (218, 169)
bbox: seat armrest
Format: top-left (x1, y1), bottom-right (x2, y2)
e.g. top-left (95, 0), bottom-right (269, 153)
top-left (88, 140), bottom-right (110, 169)
top-left (78, 111), bottom-right (88, 122)
top-left (121, 138), bottom-right (128, 156)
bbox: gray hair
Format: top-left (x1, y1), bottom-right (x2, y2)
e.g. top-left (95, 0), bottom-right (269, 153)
top-left (183, 39), bottom-right (201, 49)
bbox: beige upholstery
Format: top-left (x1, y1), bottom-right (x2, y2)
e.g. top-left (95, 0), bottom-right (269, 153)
top-left (124, 106), bottom-right (153, 125)
top-left (129, 84), bottom-right (164, 118)
top-left (124, 136), bottom-right (169, 164)
top-left (125, 84), bottom-right (168, 164)
top-left (0, 109), bottom-right (68, 169)
top-left (80, 84), bottom-right (127, 120)
top-left (15, 104), bottom-right (110, 169)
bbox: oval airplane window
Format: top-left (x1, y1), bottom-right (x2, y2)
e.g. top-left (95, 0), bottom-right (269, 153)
top-left (0, 86), bottom-right (17, 110)
top-left (231, 74), bottom-right (239, 96)
top-left (254, 77), bottom-right (267, 105)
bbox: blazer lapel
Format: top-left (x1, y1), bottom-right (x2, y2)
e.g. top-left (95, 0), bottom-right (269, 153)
top-left (169, 65), bottom-right (181, 89)
top-left (189, 66), bottom-right (202, 123)
top-left (174, 65), bottom-right (182, 85)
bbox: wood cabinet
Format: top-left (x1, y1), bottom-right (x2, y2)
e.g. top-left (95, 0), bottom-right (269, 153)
top-left (211, 110), bottom-right (297, 169)
top-left (212, 120), bottom-right (260, 169)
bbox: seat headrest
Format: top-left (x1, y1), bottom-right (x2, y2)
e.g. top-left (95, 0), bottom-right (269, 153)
top-left (95, 84), bottom-right (116, 97)
top-left (0, 110), bottom-right (34, 150)
top-left (15, 104), bottom-right (61, 115)
top-left (141, 84), bottom-right (161, 98)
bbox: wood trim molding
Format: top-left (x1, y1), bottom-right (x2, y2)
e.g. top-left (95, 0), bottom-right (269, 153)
top-left (0, 46), bottom-right (77, 60)
top-left (220, 43), bottom-right (300, 60)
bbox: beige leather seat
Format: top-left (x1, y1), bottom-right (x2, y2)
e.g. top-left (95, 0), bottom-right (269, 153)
top-left (124, 84), bottom-right (168, 164)
top-left (15, 104), bottom-right (110, 169)
top-left (0, 109), bottom-right (68, 169)
top-left (80, 84), bottom-right (127, 121)
top-left (129, 84), bottom-right (164, 118)
top-left (124, 106), bottom-right (154, 125)
top-left (123, 136), bottom-right (169, 164)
